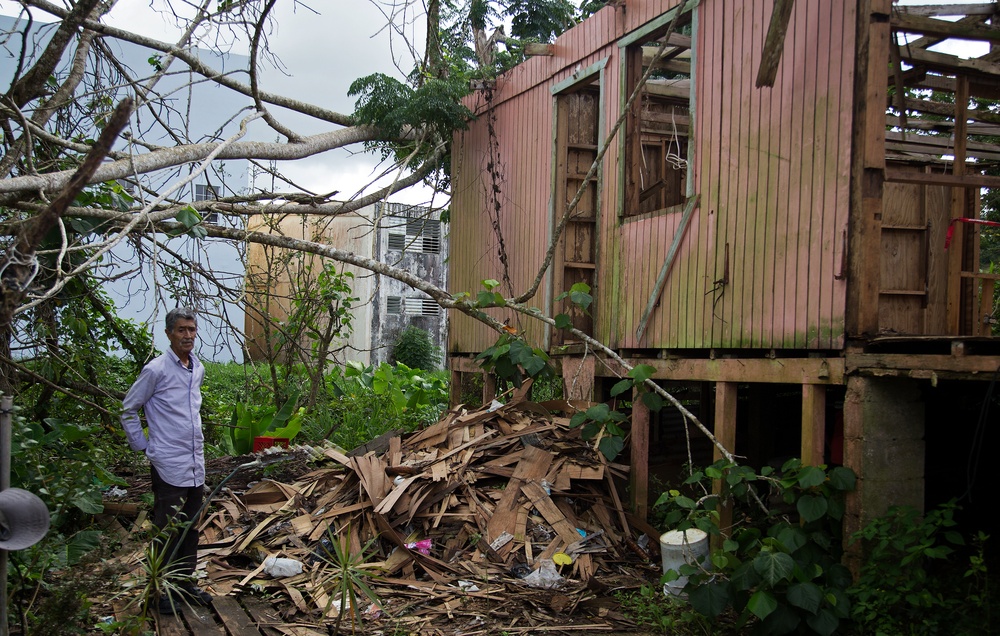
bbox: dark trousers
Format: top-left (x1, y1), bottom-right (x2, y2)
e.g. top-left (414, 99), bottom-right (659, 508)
top-left (150, 465), bottom-right (204, 578)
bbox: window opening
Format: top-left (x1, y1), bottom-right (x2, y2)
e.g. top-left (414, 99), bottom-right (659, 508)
top-left (624, 18), bottom-right (693, 218)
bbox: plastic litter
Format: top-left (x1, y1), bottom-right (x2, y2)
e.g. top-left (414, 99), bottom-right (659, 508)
top-left (263, 556), bottom-right (304, 578)
top-left (405, 538), bottom-right (432, 555)
top-left (522, 559), bottom-right (564, 589)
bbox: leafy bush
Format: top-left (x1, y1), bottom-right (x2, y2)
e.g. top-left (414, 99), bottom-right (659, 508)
top-left (849, 501), bottom-right (991, 635)
top-left (616, 583), bottom-right (711, 634)
top-left (322, 362), bottom-right (449, 450)
top-left (221, 392), bottom-right (305, 455)
top-left (391, 325), bottom-right (440, 370)
top-left (658, 458), bottom-right (857, 635)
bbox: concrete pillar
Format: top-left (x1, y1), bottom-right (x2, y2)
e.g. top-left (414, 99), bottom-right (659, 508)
top-left (843, 376), bottom-right (925, 540)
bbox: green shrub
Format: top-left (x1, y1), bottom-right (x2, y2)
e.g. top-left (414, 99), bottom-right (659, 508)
top-left (391, 326), bottom-right (440, 370)
top-left (849, 501), bottom-right (990, 636)
top-left (659, 458), bottom-right (857, 635)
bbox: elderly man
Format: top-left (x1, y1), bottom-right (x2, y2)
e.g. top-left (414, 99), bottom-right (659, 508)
top-left (121, 307), bottom-right (212, 613)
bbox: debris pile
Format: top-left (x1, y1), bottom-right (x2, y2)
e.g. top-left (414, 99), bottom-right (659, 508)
top-left (121, 392), bottom-right (664, 631)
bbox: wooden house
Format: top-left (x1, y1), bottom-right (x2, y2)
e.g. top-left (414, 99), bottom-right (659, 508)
top-left (448, 0), bottom-right (1000, 537)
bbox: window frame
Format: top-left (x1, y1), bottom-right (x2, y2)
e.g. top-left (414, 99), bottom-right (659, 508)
top-left (617, 6), bottom-right (696, 222)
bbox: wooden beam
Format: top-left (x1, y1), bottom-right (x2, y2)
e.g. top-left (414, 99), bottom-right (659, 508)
top-left (884, 130), bottom-right (1000, 161)
top-left (900, 14), bottom-right (991, 52)
top-left (948, 77), bottom-right (970, 335)
top-left (899, 46), bottom-right (1000, 79)
top-left (885, 168), bottom-right (1000, 189)
top-left (801, 385), bottom-right (826, 466)
top-left (892, 13), bottom-right (1000, 43)
top-left (887, 114), bottom-right (1000, 137)
top-left (523, 43), bottom-right (554, 56)
top-left (892, 72), bottom-right (1000, 101)
top-left (630, 388), bottom-right (650, 520)
top-left (902, 96), bottom-right (1000, 127)
top-left (713, 382), bottom-right (737, 537)
top-left (450, 369), bottom-right (463, 407)
top-left (634, 195), bottom-right (700, 343)
top-left (846, 352), bottom-right (1000, 376)
top-left (756, 0), bottom-right (796, 87)
top-left (482, 372), bottom-right (497, 405)
top-left (894, 3), bottom-right (999, 17)
top-left (598, 356), bottom-right (844, 384)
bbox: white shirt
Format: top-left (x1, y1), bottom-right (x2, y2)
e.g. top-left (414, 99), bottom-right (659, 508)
top-left (120, 348), bottom-right (205, 487)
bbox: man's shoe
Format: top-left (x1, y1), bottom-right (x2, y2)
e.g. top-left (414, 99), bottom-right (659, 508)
top-left (181, 583), bottom-right (212, 606)
top-left (157, 595), bottom-right (177, 616)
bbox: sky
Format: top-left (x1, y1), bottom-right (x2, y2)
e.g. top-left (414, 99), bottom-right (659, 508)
top-left (0, 0), bottom-right (436, 205)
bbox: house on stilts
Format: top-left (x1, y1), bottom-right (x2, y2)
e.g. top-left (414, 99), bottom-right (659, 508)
top-left (447, 0), bottom-right (1000, 539)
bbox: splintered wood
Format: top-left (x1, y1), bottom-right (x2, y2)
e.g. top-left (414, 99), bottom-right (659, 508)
top-left (195, 397), bottom-right (657, 630)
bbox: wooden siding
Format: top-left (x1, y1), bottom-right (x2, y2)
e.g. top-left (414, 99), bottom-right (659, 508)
top-left (449, 0), bottom-right (856, 354)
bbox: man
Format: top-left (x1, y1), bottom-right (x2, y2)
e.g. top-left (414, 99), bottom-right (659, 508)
top-left (121, 308), bottom-right (213, 614)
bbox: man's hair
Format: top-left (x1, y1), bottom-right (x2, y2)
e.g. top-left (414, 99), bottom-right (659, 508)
top-left (165, 307), bottom-right (197, 332)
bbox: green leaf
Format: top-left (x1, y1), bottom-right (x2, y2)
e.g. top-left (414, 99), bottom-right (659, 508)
top-left (554, 313), bottom-right (573, 329)
top-left (827, 466), bottom-right (856, 491)
top-left (641, 391), bottom-right (664, 411)
top-left (569, 412), bottom-right (587, 428)
top-left (674, 495), bottom-right (697, 509)
top-left (747, 590), bottom-right (778, 620)
top-left (580, 421), bottom-right (601, 440)
top-left (753, 550), bottom-right (795, 585)
top-left (805, 608), bottom-right (840, 636)
top-left (482, 279), bottom-right (501, 290)
top-left (610, 379), bottom-right (633, 397)
top-left (598, 435), bottom-right (624, 461)
top-left (627, 364), bottom-right (656, 382)
top-left (476, 291), bottom-right (496, 307)
top-left (688, 581), bottom-right (731, 618)
top-left (776, 527), bottom-right (807, 553)
top-left (797, 465), bottom-right (826, 488)
top-left (761, 605), bottom-right (801, 635)
top-left (584, 403), bottom-right (611, 421)
top-left (797, 494), bottom-right (829, 523)
top-left (176, 206), bottom-right (202, 228)
top-left (705, 465), bottom-right (724, 479)
top-left (787, 582), bottom-right (823, 613)
top-left (62, 530), bottom-right (102, 566)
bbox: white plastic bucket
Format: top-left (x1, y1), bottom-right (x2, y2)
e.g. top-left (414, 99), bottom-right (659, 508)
top-left (659, 528), bottom-right (710, 596)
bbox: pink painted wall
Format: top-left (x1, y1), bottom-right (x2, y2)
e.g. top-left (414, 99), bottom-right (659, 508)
top-left (449, 0), bottom-right (856, 354)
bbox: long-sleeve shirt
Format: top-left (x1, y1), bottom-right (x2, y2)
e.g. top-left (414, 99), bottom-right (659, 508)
top-left (121, 348), bottom-right (205, 487)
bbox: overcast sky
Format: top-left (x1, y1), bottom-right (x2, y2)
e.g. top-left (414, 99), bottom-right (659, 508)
top-left (0, 0), bottom-right (436, 205)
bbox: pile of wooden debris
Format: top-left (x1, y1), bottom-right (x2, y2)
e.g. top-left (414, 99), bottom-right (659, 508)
top-left (114, 391), bottom-right (664, 633)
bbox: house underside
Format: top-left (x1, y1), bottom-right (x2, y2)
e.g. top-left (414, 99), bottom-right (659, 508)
top-left (447, 0), bottom-right (1000, 539)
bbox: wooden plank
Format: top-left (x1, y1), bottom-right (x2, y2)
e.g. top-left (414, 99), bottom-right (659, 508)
top-left (713, 382), bottom-right (738, 538)
top-left (891, 13), bottom-right (1000, 43)
top-left (948, 77), bottom-right (970, 335)
top-left (864, 0), bottom-right (890, 170)
top-left (240, 596), bottom-right (283, 636)
top-left (895, 4), bottom-right (999, 17)
top-left (154, 611), bottom-right (188, 636)
top-left (181, 603), bottom-right (226, 636)
top-left (801, 384), bottom-right (826, 466)
top-left (845, 352), bottom-right (1000, 376)
top-left (521, 481), bottom-right (584, 546)
top-left (485, 445), bottom-right (553, 541)
top-left (629, 387), bottom-right (650, 520)
top-left (756, 0), bottom-right (796, 87)
top-left (609, 356), bottom-right (844, 384)
top-left (212, 596), bottom-right (265, 636)
top-left (885, 168), bottom-right (1000, 189)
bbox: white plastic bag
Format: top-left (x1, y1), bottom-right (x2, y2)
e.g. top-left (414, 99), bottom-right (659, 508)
top-left (263, 556), bottom-right (303, 578)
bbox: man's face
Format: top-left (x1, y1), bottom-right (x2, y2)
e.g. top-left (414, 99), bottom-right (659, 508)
top-left (166, 318), bottom-right (197, 357)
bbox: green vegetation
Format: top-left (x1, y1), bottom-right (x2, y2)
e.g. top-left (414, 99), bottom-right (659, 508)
top-left (850, 501), bottom-right (991, 636)
top-left (391, 325), bottom-right (441, 370)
